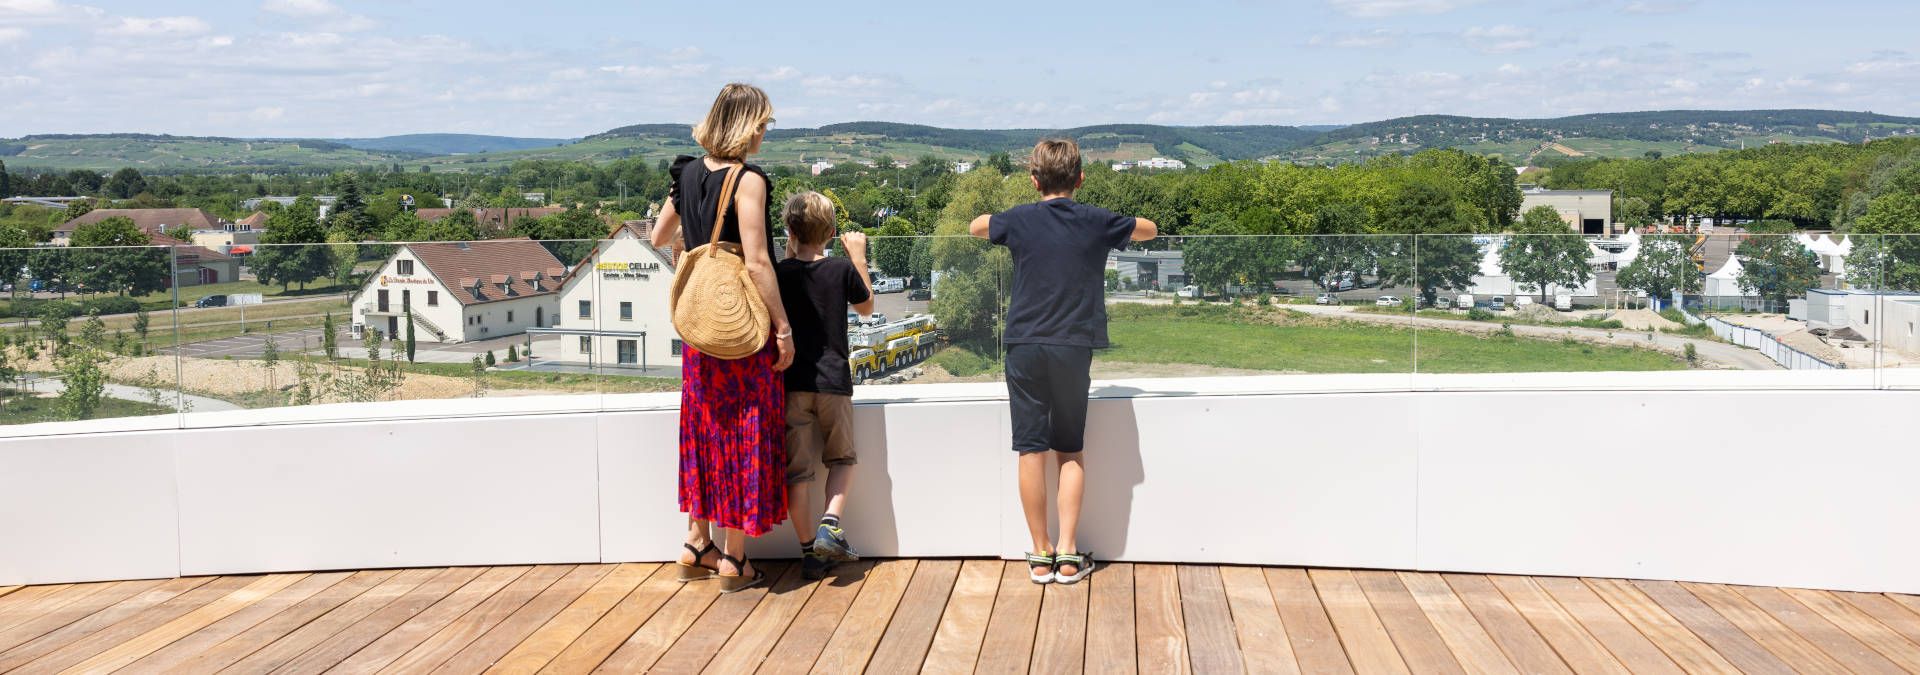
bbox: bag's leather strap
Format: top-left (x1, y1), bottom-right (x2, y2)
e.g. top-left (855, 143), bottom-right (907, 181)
top-left (708, 161), bottom-right (748, 247)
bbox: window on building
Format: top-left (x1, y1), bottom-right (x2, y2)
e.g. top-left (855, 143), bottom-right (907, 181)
top-left (397, 260), bottom-right (414, 275)
top-left (580, 336), bottom-right (592, 354)
top-left (427, 290), bottom-right (439, 306)
top-left (507, 310), bottom-right (514, 322)
top-left (579, 300), bottom-right (591, 319)
top-left (671, 339), bottom-right (683, 357)
top-left (617, 339), bottom-right (637, 365)
top-left (620, 301), bottom-right (633, 321)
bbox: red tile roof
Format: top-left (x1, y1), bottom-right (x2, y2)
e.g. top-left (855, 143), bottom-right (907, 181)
top-left (237, 212), bottom-right (269, 228)
top-left (403, 238), bottom-right (565, 306)
top-left (56, 208), bottom-right (227, 235)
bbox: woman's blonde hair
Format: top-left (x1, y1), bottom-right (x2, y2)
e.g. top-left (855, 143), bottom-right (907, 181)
top-left (783, 191), bottom-right (837, 246)
top-left (692, 83), bottom-right (773, 160)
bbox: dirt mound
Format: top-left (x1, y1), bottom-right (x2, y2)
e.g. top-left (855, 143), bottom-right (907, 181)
top-left (1610, 309), bottom-right (1682, 331)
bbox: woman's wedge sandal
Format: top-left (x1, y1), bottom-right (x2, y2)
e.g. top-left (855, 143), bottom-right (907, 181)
top-left (1053, 552), bottom-right (1096, 585)
top-left (1027, 552), bottom-right (1056, 584)
top-left (675, 541), bottom-right (718, 582)
top-left (717, 552), bottom-right (767, 594)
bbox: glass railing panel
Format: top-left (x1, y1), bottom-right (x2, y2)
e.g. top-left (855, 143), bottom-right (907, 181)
top-left (1858, 233), bottom-right (1920, 387)
top-left (0, 243), bottom-right (186, 426)
top-left (1688, 231), bottom-right (1875, 387)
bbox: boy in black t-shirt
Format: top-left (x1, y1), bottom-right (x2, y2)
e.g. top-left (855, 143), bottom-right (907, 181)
top-left (775, 191), bottom-right (875, 580)
top-left (969, 138), bottom-right (1157, 584)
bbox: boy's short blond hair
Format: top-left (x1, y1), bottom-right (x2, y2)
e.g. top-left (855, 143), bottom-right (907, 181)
top-left (692, 83), bottom-right (773, 160)
top-left (1029, 138), bottom-right (1082, 195)
top-left (784, 191), bottom-right (837, 246)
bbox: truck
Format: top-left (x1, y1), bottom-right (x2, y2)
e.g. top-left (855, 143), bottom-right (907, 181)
top-left (1456, 293), bottom-right (1474, 310)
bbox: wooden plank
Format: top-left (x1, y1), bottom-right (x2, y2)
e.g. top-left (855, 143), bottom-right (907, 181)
top-left (1133, 564), bottom-right (1191, 675)
top-left (1264, 569), bottom-right (1353, 675)
top-left (647, 563), bottom-right (786, 674)
top-left (702, 563), bottom-right (820, 675)
top-left (541, 564), bottom-right (685, 674)
top-left (1632, 580), bottom-right (1794, 674)
top-left (1441, 574), bottom-right (1571, 675)
top-left (1729, 585), bottom-right (1897, 674)
top-left (1082, 562), bottom-right (1138, 675)
top-left (755, 560), bottom-right (873, 675)
top-left (1485, 575), bottom-right (1623, 675)
top-left (592, 564), bottom-right (726, 673)
top-left (57, 572), bottom-right (306, 673)
top-left (0, 576), bottom-right (212, 672)
top-left (0, 584), bottom-right (85, 634)
top-left (270, 566), bottom-right (486, 673)
top-left (375, 565), bottom-right (573, 674)
top-left (1178, 565), bottom-right (1244, 675)
top-left (1582, 578), bottom-right (1738, 674)
top-left (0, 580), bottom-right (164, 654)
top-left (170, 570), bottom-right (396, 672)
top-left (1889, 593), bottom-right (1920, 619)
top-left (864, 559), bottom-right (960, 674)
top-left (436, 564), bottom-right (616, 673)
top-left (8, 574), bottom-right (254, 674)
top-left (969, 561), bottom-right (1045, 675)
top-left (1781, 587), bottom-right (1920, 670)
top-left (214, 567), bottom-right (440, 673)
top-left (1529, 577), bottom-right (1679, 675)
top-left (1677, 583), bottom-right (1850, 675)
top-left (1836, 590), bottom-right (1920, 651)
top-left (1396, 573), bottom-right (1515, 675)
top-left (330, 567), bottom-right (530, 675)
top-left (1029, 567), bottom-right (1090, 675)
top-left (1355, 571), bottom-right (1464, 675)
top-left (0, 587), bottom-right (20, 600)
top-left (1217, 566), bottom-right (1298, 675)
top-left (809, 558), bottom-right (916, 674)
top-left (485, 563), bottom-right (656, 674)
top-left (121, 571), bottom-right (353, 672)
top-left (921, 559), bottom-right (1003, 675)
top-left (1312, 569), bottom-right (1410, 675)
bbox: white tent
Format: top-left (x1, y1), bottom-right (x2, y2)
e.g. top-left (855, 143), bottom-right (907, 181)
top-left (1810, 234), bottom-right (1840, 256)
top-left (1467, 239), bottom-right (1600, 298)
top-left (1704, 256), bottom-right (1753, 298)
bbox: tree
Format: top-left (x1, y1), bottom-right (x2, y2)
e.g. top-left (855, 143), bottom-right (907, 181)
top-left (132, 307), bottom-right (151, 343)
top-left (1501, 206), bottom-right (1593, 304)
top-left (64, 198), bottom-right (94, 221)
top-left (55, 347), bottom-right (107, 420)
top-left (986, 152), bottom-right (1015, 176)
top-left (69, 216), bottom-right (169, 296)
top-left (1181, 212), bottom-right (1295, 296)
top-left (1735, 235), bottom-right (1821, 311)
top-left (322, 311), bottom-right (338, 360)
top-left (0, 159), bottom-right (10, 198)
top-left (260, 333), bottom-right (279, 392)
top-left (1298, 205), bottom-right (1375, 293)
top-left (103, 168), bottom-right (148, 199)
top-left (1616, 235), bottom-right (1701, 306)
top-left (1616, 196), bottom-right (1652, 228)
top-left (405, 310), bottom-right (417, 362)
top-left (929, 171), bottom-right (1027, 351)
top-left (78, 311), bottom-right (107, 349)
top-left (1373, 180), bottom-right (1482, 305)
top-left (470, 356), bottom-right (488, 397)
top-left (870, 217), bottom-right (915, 279)
top-left (253, 196), bottom-right (333, 291)
top-left (423, 209), bottom-right (481, 241)
top-left (326, 175), bottom-right (376, 241)
top-left (1847, 191), bottom-right (1920, 291)
top-left (484, 350), bottom-right (496, 366)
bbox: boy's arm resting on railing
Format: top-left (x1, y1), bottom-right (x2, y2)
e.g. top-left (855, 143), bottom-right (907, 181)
top-left (969, 214), bottom-right (992, 239)
top-left (1131, 217), bottom-right (1158, 241)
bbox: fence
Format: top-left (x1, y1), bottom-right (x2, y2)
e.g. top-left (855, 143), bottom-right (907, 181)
top-left (1704, 317), bottom-right (1844, 370)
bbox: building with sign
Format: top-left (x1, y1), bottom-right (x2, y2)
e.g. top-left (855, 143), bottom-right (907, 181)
top-left (533, 220), bottom-right (682, 370)
top-left (350, 238), bottom-right (566, 343)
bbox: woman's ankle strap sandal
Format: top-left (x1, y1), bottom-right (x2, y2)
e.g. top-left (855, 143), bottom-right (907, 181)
top-left (717, 552), bottom-right (767, 594)
top-left (1054, 552), bottom-right (1096, 585)
top-left (676, 541), bottom-right (718, 583)
top-left (1027, 552), bottom-right (1056, 584)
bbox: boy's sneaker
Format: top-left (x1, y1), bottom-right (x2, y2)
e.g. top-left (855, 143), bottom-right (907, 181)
top-left (800, 550), bottom-right (835, 581)
top-left (813, 519), bottom-right (860, 562)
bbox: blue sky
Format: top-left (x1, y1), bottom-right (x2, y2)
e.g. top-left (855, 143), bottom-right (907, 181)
top-left (2, 0), bottom-right (1917, 137)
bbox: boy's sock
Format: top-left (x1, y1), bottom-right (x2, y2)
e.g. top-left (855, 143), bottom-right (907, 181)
top-left (818, 515), bottom-right (839, 528)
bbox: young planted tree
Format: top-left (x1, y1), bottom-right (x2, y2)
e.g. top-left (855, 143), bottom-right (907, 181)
top-left (1616, 235), bottom-right (1701, 307)
top-left (260, 334), bottom-right (279, 392)
top-left (405, 310), bottom-right (417, 363)
top-left (55, 347), bottom-right (107, 420)
top-left (132, 307), bottom-right (151, 343)
top-left (1501, 206), bottom-right (1594, 305)
top-left (322, 311), bottom-right (338, 360)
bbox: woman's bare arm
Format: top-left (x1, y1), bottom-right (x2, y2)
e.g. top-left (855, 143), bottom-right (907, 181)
top-left (651, 199), bottom-right (680, 249)
top-left (733, 171), bottom-right (794, 370)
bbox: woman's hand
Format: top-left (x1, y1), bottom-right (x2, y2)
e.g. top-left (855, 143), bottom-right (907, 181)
top-left (772, 331), bottom-right (795, 371)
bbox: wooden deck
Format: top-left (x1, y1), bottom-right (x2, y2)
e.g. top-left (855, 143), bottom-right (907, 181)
top-left (3, 561), bottom-right (1920, 673)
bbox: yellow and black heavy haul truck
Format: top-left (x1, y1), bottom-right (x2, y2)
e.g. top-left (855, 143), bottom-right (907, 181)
top-left (848, 315), bottom-right (939, 382)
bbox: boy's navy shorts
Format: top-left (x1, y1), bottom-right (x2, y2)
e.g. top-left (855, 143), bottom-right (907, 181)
top-left (1004, 343), bottom-right (1093, 454)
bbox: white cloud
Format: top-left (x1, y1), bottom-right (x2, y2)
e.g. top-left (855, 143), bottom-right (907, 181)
top-left (261, 0), bottom-right (338, 17)
top-left (102, 16), bottom-right (212, 36)
top-left (261, 0), bottom-right (376, 31)
top-left (1326, 0), bottom-right (1476, 17)
top-left (1621, 0), bottom-right (1697, 14)
top-left (0, 74), bottom-right (40, 88)
top-left (1308, 29), bottom-right (1401, 49)
top-left (0, 26), bottom-right (28, 43)
top-left (1463, 25), bottom-right (1537, 53)
top-left (249, 106), bottom-right (284, 121)
top-left (0, 0), bottom-right (63, 16)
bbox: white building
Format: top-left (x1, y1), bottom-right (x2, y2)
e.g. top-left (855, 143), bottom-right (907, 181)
top-left (953, 161), bottom-right (975, 174)
top-left (350, 238), bottom-right (566, 344)
top-left (1113, 157), bottom-right (1188, 171)
top-left (1467, 237), bottom-right (1600, 299)
top-left (810, 160), bottom-right (836, 176)
top-left (532, 221), bottom-right (682, 370)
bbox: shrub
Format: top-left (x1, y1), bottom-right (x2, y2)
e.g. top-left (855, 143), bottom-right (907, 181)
top-left (80, 295), bottom-right (140, 316)
top-left (1684, 343), bottom-right (1697, 364)
top-left (1467, 307), bottom-right (1495, 322)
top-left (1497, 322), bottom-right (1515, 337)
top-left (484, 350), bottom-right (496, 366)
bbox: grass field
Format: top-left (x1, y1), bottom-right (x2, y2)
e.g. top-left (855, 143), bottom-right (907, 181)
top-left (0, 388), bottom-right (173, 425)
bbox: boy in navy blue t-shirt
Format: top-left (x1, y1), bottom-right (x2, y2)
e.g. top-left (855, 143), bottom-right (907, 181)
top-left (968, 138), bottom-right (1157, 584)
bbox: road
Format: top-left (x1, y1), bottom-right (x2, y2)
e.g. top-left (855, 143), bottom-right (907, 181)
top-left (1285, 304), bottom-right (1780, 371)
top-left (17, 376), bottom-right (245, 412)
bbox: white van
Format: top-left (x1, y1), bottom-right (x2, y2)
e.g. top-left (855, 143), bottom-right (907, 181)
top-left (873, 278), bottom-right (905, 294)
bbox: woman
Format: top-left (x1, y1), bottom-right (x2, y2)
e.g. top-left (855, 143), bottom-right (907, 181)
top-left (649, 83), bottom-right (794, 593)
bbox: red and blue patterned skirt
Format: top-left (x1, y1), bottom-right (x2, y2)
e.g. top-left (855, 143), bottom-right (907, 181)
top-left (677, 338), bottom-right (787, 536)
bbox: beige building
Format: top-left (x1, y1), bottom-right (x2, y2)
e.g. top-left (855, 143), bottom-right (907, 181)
top-left (351, 239), bottom-right (566, 343)
top-left (1520, 187), bottom-right (1614, 236)
top-left (533, 221), bottom-right (682, 370)
top-left (190, 212), bottom-right (266, 251)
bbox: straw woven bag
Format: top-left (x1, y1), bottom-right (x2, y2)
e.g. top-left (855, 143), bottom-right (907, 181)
top-left (669, 165), bottom-right (770, 359)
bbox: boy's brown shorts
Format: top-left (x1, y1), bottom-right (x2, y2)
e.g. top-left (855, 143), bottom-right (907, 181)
top-left (786, 392), bottom-right (857, 484)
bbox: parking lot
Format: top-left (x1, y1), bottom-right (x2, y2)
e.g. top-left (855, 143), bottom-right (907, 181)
top-left (161, 326), bottom-right (334, 358)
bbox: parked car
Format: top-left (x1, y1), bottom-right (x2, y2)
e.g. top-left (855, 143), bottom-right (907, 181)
top-left (194, 295), bottom-right (229, 308)
top-left (847, 310), bottom-right (861, 326)
top-left (1315, 293), bottom-right (1337, 305)
top-left (1176, 285), bottom-right (1201, 299)
top-left (1490, 296), bottom-right (1506, 311)
top-left (866, 312), bottom-right (887, 325)
top-left (1375, 295), bottom-right (1400, 307)
top-left (1457, 293), bottom-right (1475, 310)
top-left (907, 288), bottom-right (931, 301)
top-left (873, 277), bottom-right (905, 294)
top-left (1434, 296), bottom-right (1452, 310)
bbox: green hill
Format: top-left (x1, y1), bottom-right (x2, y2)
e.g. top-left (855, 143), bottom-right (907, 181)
top-left (334, 134), bottom-right (574, 155)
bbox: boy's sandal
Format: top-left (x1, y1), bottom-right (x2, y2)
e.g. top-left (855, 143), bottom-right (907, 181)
top-left (675, 541), bottom-right (719, 583)
top-left (1054, 552), bottom-right (1096, 585)
top-left (717, 552), bottom-right (767, 594)
top-left (1027, 552), bottom-right (1056, 584)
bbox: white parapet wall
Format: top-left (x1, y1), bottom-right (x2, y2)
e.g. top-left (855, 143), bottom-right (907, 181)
top-left (3, 372), bottom-right (1918, 593)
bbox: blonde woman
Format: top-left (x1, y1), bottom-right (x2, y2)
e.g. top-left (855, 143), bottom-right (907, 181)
top-left (649, 83), bottom-right (794, 593)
